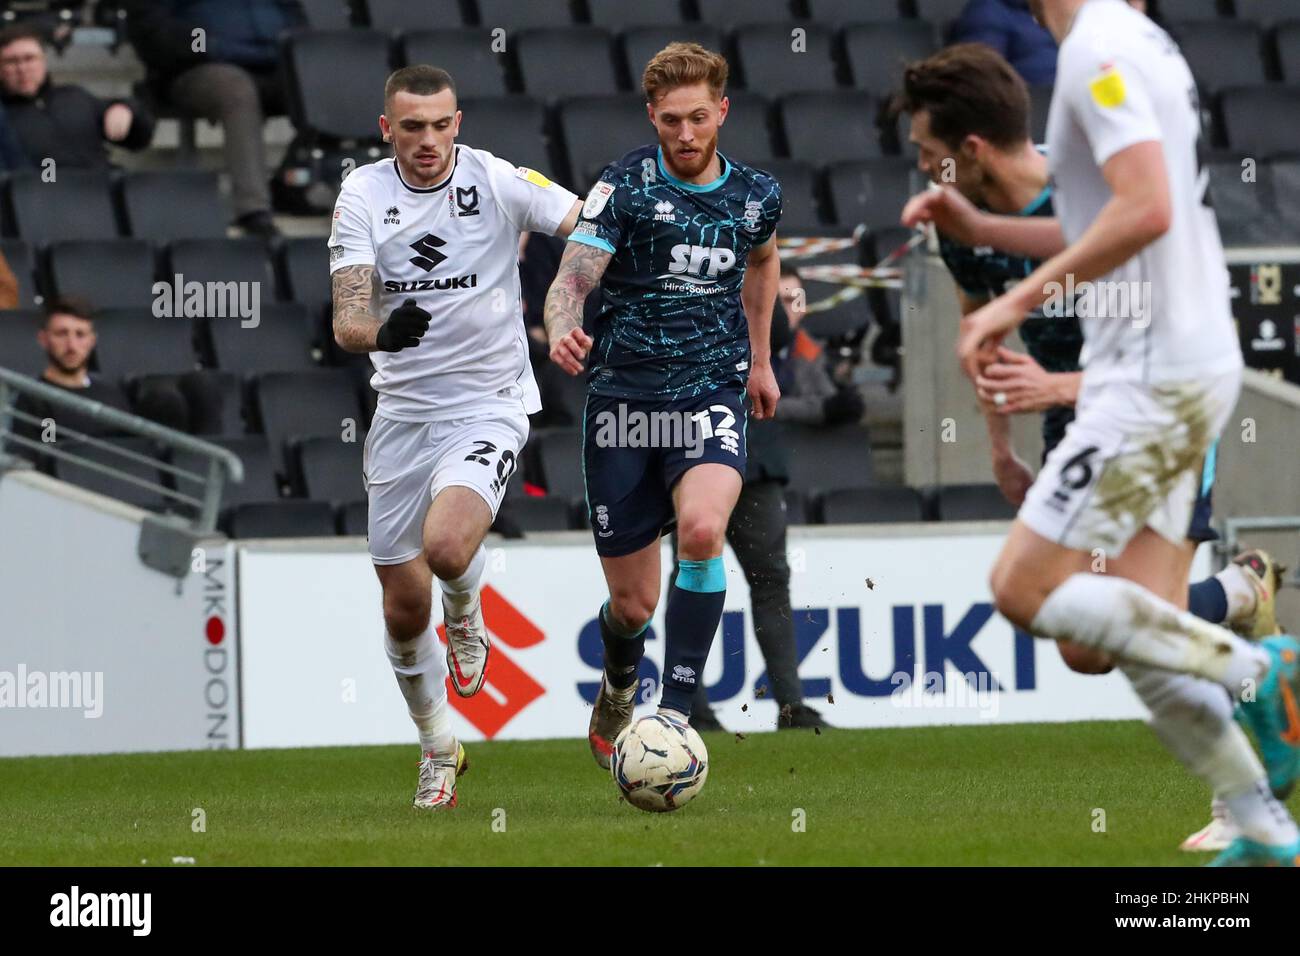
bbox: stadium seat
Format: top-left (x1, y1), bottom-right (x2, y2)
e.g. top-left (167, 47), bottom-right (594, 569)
top-left (456, 97), bottom-right (553, 183)
top-left (0, 311), bottom-right (43, 376)
top-left (911, 0), bottom-right (970, 33)
top-left (827, 158), bottom-right (914, 229)
top-left (5, 170), bottom-right (119, 245)
top-left (366, 0), bottom-right (463, 30)
top-left (1173, 20), bottom-right (1266, 95)
top-left (302, 0), bottom-right (356, 28)
top-left (253, 369), bottom-right (365, 477)
top-left (806, 0), bottom-right (905, 24)
top-left (715, 91), bottom-right (778, 163)
top-left (208, 303), bottom-right (318, 376)
top-left (225, 499), bottom-right (338, 539)
top-left (535, 427), bottom-right (584, 502)
top-left (46, 239), bottom-right (156, 311)
top-left (781, 91), bottom-right (885, 163)
top-left (91, 313), bottom-right (197, 381)
top-left (285, 30), bottom-right (392, 142)
top-left (294, 435), bottom-right (365, 502)
top-left (1220, 85), bottom-right (1300, 158)
top-left (1275, 21), bottom-right (1300, 83)
top-left (516, 28), bottom-right (620, 100)
top-left (278, 237), bottom-right (331, 321)
top-left (782, 487), bottom-right (810, 525)
top-left (1233, 0), bottom-right (1297, 27)
top-left (400, 29), bottom-right (508, 96)
top-left (166, 239), bottom-right (278, 299)
top-left (936, 483), bottom-right (1017, 521)
top-left (758, 158), bottom-right (822, 231)
top-left (783, 424), bottom-right (872, 497)
top-left (171, 436), bottom-right (281, 511)
top-left (587, 0), bottom-right (686, 29)
top-left (338, 498), bottom-right (368, 535)
top-left (119, 170), bottom-right (227, 243)
top-left (1155, 0), bottom-right (1224, 19)
top-left (1208, 159), bottom-right (1281, 244)
top-left (1270, 157), bottom-right (1300, 233)
top-left (1028, 85), bottom-right (1053, 144)
top-left (54, 436), bottom-right (166, 512)
top-left (621, 26), bottom-right (725, 83)
top-left (843, 21), bottom-right (938, 96)
top-left (506, 495), bottom-right (573, 532)
top-left (696, 0), bottom-right (797, 28)
top-left (475, 0), bottom-right (578, 30)
top-left (557, 95), bottom-right (658, 188)
top-left (819, 485), bottom-right (925, 524)
top-left (734, 23), bottom-right (839, 95)
top-left (0, 239), bottom-right (37, 308)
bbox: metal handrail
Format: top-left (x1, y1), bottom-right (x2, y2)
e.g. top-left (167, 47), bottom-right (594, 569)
top-left (0, 366), bottom-right (244, 533)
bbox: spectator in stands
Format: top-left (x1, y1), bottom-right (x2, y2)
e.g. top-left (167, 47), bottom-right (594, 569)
top-left (0, 248), bottom-right (20, 308)
top-left (0, 25), bottom-right (155, 171)
top-left (686, 265), bottom-right (847, 733)
top-left (121, 0), bottom-right (306, 238)
top-left (949, 0), bottom-right (1058, 86)
top-left (0, 99), bottom-right (28, 170)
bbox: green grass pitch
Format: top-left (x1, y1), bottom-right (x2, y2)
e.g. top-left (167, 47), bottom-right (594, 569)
top-left (0, 721), bottom-right (1283, 866)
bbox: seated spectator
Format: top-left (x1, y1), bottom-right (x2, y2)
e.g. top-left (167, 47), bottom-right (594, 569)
top-left (773, 263), bottom-right (866, 427)
top-left (121, 0), bottom-right (306, 238)
top-left (949, 0), bottom-right (1058, 86)
top-left (0, 99), bottom-right (28, 171)
top-left (0, 25), bottom-right (155, 171)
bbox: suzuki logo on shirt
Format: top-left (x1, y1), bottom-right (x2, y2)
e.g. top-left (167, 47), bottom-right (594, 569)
top-left (666, 244), bottom-right (736, 282)
top-left (409, 233), bottom-right (448, 271)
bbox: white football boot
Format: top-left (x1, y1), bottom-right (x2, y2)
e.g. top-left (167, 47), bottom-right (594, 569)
top-left (444, 593), bottom-right (490, 698)
top-left (1180, 805), bottom-right (1240, 853)
top-left (413, 742), bottom-right (468, 810)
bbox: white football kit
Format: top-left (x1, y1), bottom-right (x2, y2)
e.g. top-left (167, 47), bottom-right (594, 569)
top-left (1020, 0), bottom-right (1244, 553)
top-left (329, 145), bottom-right (578, 564)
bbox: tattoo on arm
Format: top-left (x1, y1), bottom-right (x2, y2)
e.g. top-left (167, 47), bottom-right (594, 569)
top-left (543, 243), bottom-right (611, 344)
top-left (331, 265), bottom-right (380, 353)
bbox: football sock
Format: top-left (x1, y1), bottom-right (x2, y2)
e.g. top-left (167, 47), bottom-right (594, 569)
top-left (1187, 577), bottom-right (1229, 625)
top-left (385, 624), bottom-right (453, 755)
top-left (1030, 573), bottom-right (1269, 694)
top-left (660, 557), bottom-right (725, 717)
top-left (1215, 563), bottom-right (1261, 626)
top-left (600, 600), bottom-right (646, 693)
top-left (438, 544), bottom-right (486, 615)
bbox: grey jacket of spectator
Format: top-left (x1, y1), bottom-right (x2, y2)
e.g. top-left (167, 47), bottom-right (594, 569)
top-left (2, 80), bottom-right (154, 169)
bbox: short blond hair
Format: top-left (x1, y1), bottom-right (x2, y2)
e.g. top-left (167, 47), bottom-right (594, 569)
top-left (641, 42), bottom-right (728, 103)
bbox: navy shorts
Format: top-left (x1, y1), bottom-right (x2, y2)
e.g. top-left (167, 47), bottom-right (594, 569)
top-left (582, 388), bottom-right (748, 557)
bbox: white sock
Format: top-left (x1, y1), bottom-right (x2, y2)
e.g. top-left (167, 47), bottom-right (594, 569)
top-left (385, 625), bottom-right (453, 755)
top-left (1215, 564), bottom-right (1259, 626)
top-left (1121, 661), bottom-right (1296, 846)
top-left (438, 544), bottom-right (486, 615)
top-left (1031, 573), bottom-right (1269, 693)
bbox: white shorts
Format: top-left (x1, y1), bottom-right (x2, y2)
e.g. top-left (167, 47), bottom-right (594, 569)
top-left (362, 410), bottom-right (529, 565)
top-left (1018, 367), bottom-right (1240, 556)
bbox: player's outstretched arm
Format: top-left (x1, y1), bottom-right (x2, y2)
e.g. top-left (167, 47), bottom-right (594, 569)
top-left (902, 185), bottom-right (1066, 260)
top-left (332, 265), bottom-right (382, 353)
top-left (741, 236), bottom-right (781, 420)
top-left (543, 241), bottom-right (610, 376)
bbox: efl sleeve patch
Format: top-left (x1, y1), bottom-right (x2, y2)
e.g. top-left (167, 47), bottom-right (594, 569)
top-left (582, 181), bottom-right (615, 219)
top-left (516, 166), bottom-right (553, 188)
top-left (1088, 65), bottom-right (1127, 109)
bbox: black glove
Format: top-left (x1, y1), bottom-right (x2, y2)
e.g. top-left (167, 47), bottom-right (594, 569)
top-left (375, 298), bottom-right (431, 352)
top-left (822, 387), bottom-right (865, 425)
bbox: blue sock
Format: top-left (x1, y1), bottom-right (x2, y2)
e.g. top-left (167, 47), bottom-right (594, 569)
top-left (1188, 577), bottom-right (1229, 625)
top-left (599, 601), bottom-right (646, 691)
top-left (660, 557), bottom-right (725, 716)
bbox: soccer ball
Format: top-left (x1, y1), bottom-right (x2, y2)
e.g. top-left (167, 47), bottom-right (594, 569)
top-left (611, 713), bottom-right (709, 812)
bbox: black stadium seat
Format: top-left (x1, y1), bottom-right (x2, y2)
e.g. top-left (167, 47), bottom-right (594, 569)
top-left (621, 26), bottom-right (725, 83)
top-left (338, 499), bottom-right (367, 535)
top-left (1207, 160), bottom-right (1278, 244)
top-left (1270, 157), bottom-right (1300, 233)
top-left (1028, 85), bottom-right (1053, 143)
top-left (0, 239), bottom-right (37, 308)
top-left (0, 312), bottom-right (43, 376)
top-left (5, 170), bottom-right (119, 245)
top-left (401, 29), bottom-right (508, 96)
top-left (1233, 0), bottom-right (1297, 28)
top-left (278, 237), bottom-right (331, 317)
top-left (92, 313), bottom-right (196, 380)
top-left (827, 158), bottom-right (914, 229)
top-left (820, 486), bottom-right (926, 524)
top-left (783, 488), bottom-right (810, 525)
top-left (166, 239), bottom-right (277, 298)
top-left (120, 170), bottom-right (226, 243)
top-left (783, 424), bottom-right (872, 497)
top-left (536, 428), bottom-right (584, 502)
top-left (366, 0), bottom-right (463, 30)
top-left (172, 436), bottom-right (281, 510)
top-left (587, 0), bottom-right (685, 29)
top-left (1155, 0), bottom-right (1224, 19)
top-left (208, 303), bottom-right (317, 376)
top-left (54, 436), bottom-right (166, 512)
top-left (696, 0), bottom-right (796, 28)
top-left (285, 29), bottom-right (391, 142)
top-left (936, 483), bottom-right (1017, 521)
top-left (254, 369), bottom-right (364, 476)
top-left (734, 23), bottom-right (839, 95)
top-left (225, 499), bottom-right (337, 538)
top-left (781, 91), bottom-right (884, 163)
top-left (294, 435), bottom-right (364, 502)
top-left (456, 97), bottom-right (553, 183)
top-left (807, 0), bottom-right (904, 24)
top-left (715, 91), bottom-right (777, 163)
top-left (301, 0), bottom-right (356, 28)
top-left (1220, 85), bottom-right (1300, 159)
top-left (1173, 20), bottom-right (1266, 95)
top-left (46, 239), bottom-right (156, 311)
top-left (844, 21), bottom-right (938, 96)
top-left (758, 158), bottom-right (821, 231)
top-left (516, 28), bottom-right (620, 101)
top-left (1276, 21), bottom-right (1300, 83)
top-left (507, 495), bottom-right (573, 532)
top-left (912, 0), bottom-right (970, 33)
top-left (475, 0), bottom-right (577, 31)
top-left (557, 95), bottom-right (656, 188)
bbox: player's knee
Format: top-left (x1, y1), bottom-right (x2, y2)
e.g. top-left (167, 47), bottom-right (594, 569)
top-left (676, 512), bottom-right (726, 561)
top-left (607, 588), bottom-right (656, 633)
top-left (1057, 641), bottom-right (1115, 674)
top-left (988, 563), bottom-right (1033, 630)
top-left (382, 586), bottom-right (431, 641)
top-left (424, 535), bottom-right (473, 583)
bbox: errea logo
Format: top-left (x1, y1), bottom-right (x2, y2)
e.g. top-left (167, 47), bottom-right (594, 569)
top-left (653, 199), bottom-right (675, 222)
top-left (384, 205), bottom-right (400, 225)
